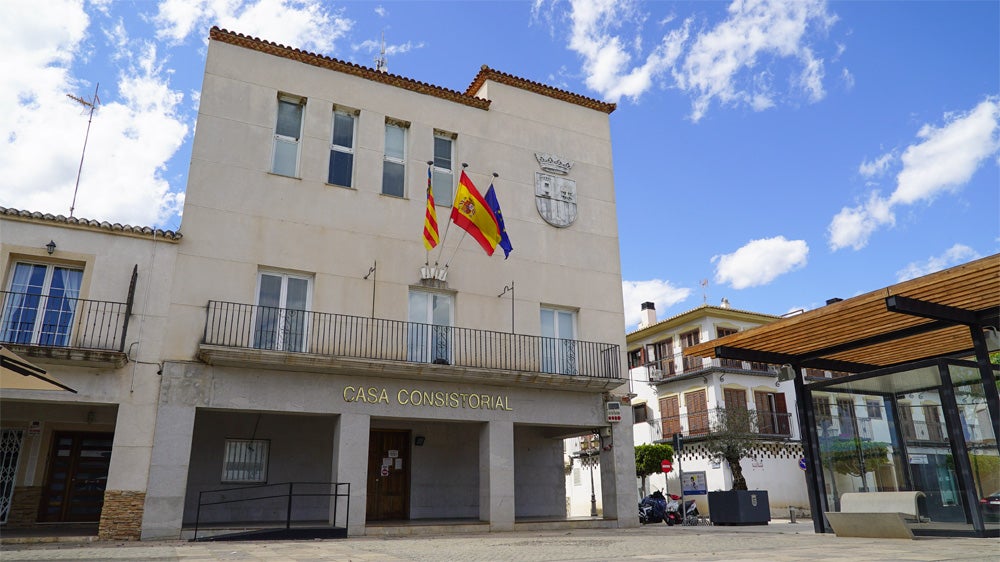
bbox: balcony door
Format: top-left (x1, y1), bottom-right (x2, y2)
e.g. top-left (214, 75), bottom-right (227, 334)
top-left (2, 263), bottom-right (83, 347)
top-left (253, 272), bottom-right (310, 352)
top-left (540, 307), bottom-right (577, 375)
top-left (407, 290), bottom-right (452, 364)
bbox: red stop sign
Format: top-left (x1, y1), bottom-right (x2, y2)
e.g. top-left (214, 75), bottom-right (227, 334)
top-left (661, 460), bottom-right (673, 473)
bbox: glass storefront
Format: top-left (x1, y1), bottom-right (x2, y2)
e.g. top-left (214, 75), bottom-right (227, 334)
top-left (809, 359), bottom-right (999, 536)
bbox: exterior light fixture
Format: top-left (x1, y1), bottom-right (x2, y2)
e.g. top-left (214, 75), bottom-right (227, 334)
top-left (46, 240), bottom-right (56, 254)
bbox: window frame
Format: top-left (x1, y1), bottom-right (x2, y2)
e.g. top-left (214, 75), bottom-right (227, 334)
top-left (2, 261), bottom-right (84, 347)
top-left (432, 131), bottom-right (455, 207)
top-left (540, 306), bottom-right (578, 375)
top-left (252, 270), bottom-right (313, 352)
top-left (381, 120), bottom-right (408, 198)
top-left (271, 94), bottom-right (305, 177)
top-left (221, 439), bottom-right (270, 484)
top-left (327, 107), bottom-right (358, 187)
top-left (407, 288), bottom-right (454, 364)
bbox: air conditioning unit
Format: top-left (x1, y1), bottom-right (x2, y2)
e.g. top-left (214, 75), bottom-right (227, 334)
top-left (648, 368), bottom-right (663, 382)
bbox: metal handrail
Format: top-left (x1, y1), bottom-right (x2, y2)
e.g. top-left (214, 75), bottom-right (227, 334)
top-left (0, 290), bottom-right (129, 351)
top-left (203, 300), bottom-right (621, 379)
top-left (192, 481), bottom-right (350, 541)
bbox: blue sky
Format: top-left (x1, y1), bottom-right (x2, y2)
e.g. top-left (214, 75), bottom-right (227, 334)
top-left (2, 0), bottom-right (998, 329)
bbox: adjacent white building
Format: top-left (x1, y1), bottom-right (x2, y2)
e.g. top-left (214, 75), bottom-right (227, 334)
top-left (625, 301), bottom-right (810, 517)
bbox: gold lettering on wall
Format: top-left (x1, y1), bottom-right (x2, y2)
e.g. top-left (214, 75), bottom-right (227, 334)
top-left (342, 386), bottom-right (513, 411)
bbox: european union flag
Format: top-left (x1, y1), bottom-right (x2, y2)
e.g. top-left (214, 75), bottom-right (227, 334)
top-left (484, 183), bottom-right (513, 259)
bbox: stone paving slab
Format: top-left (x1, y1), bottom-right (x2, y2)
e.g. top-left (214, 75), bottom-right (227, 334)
top-left (1, 523), bottom-right (997, 561)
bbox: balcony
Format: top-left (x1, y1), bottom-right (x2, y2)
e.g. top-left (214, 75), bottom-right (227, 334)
top-left (0, 290), bottom-right (131, 368)
top-left (199, 301), bottom-right (622, 390)
top-left (642, 356), bottom-right (775, 381)
top-left (652, 408), bottom-right (794, 440)
top-left (815, 414), bottom-right (876, 441)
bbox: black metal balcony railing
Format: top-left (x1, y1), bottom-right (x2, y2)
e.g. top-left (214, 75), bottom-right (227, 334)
top-left (642, 356), bottom-right (775, 380)
top-left (203, 301), bottom-right (621, 379)
top-left (0, 290), bottom-right (130, 352)
top-left (815, 414), bottom-right (876, 441)
top-left (653, 408), bottom-right (794, 439)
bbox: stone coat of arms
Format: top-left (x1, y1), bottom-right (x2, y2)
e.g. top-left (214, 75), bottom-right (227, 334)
top-left (534, 153), bottom-right (576, 228)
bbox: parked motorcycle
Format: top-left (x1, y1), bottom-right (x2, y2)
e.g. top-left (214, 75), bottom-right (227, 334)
top-left (664, 494), bottom-right (700, 526)
top-left (638, 490), bottom-right (668, 524)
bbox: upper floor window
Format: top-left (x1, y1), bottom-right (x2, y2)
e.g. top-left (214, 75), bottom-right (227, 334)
top-left (382, 121), bottom-right (407, 197)
top-left (632, 403), bottom-right (649, 424)
top-left (627, 348), bottom-right (644, 369)
top-left (2, 263), bottom-right (83, 347)
top-left (432, 133), bottom-right (454, 206)
top-left (272, 95), bottom-right (304, 177)
top-left (254, 271), bottom-right (311, 352)
top-left (328, 108), bottom-right (356, 187)
top-left (716, 327), bottom-right (738, 338)
top-left (866, 399), bottom-right (883, 419)
top-left (540, 307), bottom-right (577, 375)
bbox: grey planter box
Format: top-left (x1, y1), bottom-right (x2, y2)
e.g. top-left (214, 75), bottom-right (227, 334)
top-left (708, 490), bottom-right (771, 525)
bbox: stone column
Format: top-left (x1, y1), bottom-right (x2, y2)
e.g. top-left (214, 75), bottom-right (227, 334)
top-left (479, 420), bottom-right (514, 531)
top-left (332, 413), bottom-right (369, 536)
top-left (140, 363), bottom-right (204, 540)
top-left (600, 410), bottom-right (639, 527)
top-left (99, 364), bottom-right (160, 541)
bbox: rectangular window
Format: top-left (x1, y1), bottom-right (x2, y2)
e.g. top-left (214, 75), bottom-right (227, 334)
top-left (685, 389), bottom-right (709, 436)
top-left (432, 134), bottom-right (454, 206)
top-left (408, 290), bottom-right (453, 364)
top-left (756, 391), bottom-right (790, 435)
top-left (253, 271), bottom-right (311, 352)
top-left (632, 403), bottom-right (649, 424)
top-left (540, 307), bottom-right (577, 375)
top-left (679, 329), bottom-right (701, 372)
top-left (2, 263), bottom-right (83, 347)
top-left (724, 388), bottom-right (747, 410)
top-left (272, 96), bottom-right (304, 177)
top-left (328, 109), bottom-right (356, 187)
top-left (627, 348), bottom-right (644, 369)
top-left (382, 122), bottom-right (406, 197)
top-left (660, 395), bottom-right (680, 438)
top-left (222, 439), bottom-right (269, 483)
top-left (866, 399), bottom-right (882, 419)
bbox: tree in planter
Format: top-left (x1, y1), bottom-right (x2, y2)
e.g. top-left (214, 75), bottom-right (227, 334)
top-left (634, 443), bottom-right (674, 495)
top-left (702, 407), bottom-right (760, 490)
top-left (822, 437), bottom-right (890, 479)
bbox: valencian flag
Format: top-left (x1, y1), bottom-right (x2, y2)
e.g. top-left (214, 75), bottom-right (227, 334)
top-left (484, 182), bottom-right (513, 259)
top-left (450, 171), bottom-right (501, 256)
top-left (423, 165), bottom-right (439, 250)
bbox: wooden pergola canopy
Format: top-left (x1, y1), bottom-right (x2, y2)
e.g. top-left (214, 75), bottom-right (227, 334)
top-left (683, 254), bottom-right (1000, 373)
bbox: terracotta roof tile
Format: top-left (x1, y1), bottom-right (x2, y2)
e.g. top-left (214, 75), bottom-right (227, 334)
top-left (466, 65), bottom-right (617, 114)
top-left (0, 206), bottom-right (182, 241)
top-left (210, 27), bottom-right (490, 110)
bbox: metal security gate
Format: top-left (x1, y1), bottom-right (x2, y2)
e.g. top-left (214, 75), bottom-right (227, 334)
top-left (0, 429), bottom-right (25, 524)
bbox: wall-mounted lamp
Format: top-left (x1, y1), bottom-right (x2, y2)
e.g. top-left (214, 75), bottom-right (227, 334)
top-left (414, 435), bottom-right (425, 446)
top-left (46, 240), bottom-right (56, 255)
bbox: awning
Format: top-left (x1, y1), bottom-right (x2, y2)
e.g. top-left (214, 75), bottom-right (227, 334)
top-left (682, 253), bottom-right (999, 372)
top-left (0, 345), bottom-right (77, 393)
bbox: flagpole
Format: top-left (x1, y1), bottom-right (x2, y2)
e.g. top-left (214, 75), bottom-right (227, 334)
top-left (425, 161), bottom-right (434, 265)
top-left (435, 162), bottom-right (467, 266)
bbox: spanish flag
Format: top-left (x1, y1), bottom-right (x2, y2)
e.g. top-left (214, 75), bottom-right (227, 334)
top-left (423, 166), bottom-right (439, 250)
top-left (450, 171), bottom-right (500, 256)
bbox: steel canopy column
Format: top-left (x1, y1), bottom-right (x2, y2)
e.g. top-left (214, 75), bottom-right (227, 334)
top-left (792, 366), bottom-right (829, 533)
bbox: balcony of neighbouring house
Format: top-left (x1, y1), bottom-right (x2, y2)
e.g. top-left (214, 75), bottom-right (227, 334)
top-left (0, 290), bottom-right (131, 368)
top-left (652, 408), bottom-right (795, 440)
top-left (198, 301), bottom-right (622, 391)
top-left (643, 356), bottom-right (776, 382)
top-left (815, 414), bottom-right (877, 441)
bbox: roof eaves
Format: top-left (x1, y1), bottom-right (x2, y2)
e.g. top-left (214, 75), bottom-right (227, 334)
top-left (0, 207), bottom-right (182, 241)
top-left (210, 27), bottom-right (491, 111)
top-left (626, 304), bottom-right (780, 339)
top-left (466, 65), bottom-right (617, 114)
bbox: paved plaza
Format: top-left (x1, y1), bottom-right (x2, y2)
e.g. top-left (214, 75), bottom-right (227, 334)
top-left (2, 522), bottom-right (998, 562)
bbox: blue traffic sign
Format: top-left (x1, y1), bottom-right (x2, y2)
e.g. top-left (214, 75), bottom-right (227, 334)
top-left (798, 457), bottom-right (807, 471)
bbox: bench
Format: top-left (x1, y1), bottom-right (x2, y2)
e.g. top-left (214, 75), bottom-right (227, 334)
top-left (825, 491), bottom-right (926, 539)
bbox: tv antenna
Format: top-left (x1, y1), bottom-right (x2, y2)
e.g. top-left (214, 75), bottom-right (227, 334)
top-left (66, 83), bottom-right (101, 218)
top-left (374, 31), bottom-right (387, 72)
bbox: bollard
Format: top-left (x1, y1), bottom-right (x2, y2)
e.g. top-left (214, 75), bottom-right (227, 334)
top-left (789, 506), bottom-right (797, 524)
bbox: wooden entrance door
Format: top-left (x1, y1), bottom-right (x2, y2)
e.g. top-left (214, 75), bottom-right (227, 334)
top-left (39, 431), bottom-right (113, 522)
top-left (366, 430), bottom-right (410, 521)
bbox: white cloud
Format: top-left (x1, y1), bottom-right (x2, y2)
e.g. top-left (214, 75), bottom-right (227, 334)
top-left (153, 0), bottom-right (353, 54)
top-left (858, 152), bottom-right (894, 179)
top-left (840, 67), bottom-right (854, 91)
top-left (374, 5), bottom-right (386, 17)
top-left (0, 3), bottom-right (189, 227)
top-left (544, 0), bottom-right (837, 119)
top-left (673, 0), bottom-right (836, 121)
top-left (829, 98), bottom-right (1000, 250)
top-left (621, 279), bottom-right (692, 328)
top-left (712, 236), bottom-right (809, 289)
top-left (896, 244), bottom-right (982, 282)
top-left (353, 39), bottom-right (424, 58)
